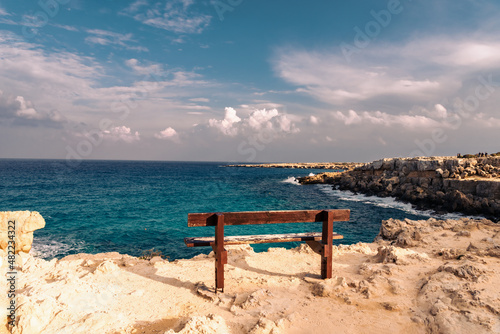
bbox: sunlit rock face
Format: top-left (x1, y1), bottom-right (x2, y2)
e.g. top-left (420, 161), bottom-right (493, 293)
top-left (298, 157), bottom-right (500, 219)
top-left (0, 211), bottom-right (46, 253)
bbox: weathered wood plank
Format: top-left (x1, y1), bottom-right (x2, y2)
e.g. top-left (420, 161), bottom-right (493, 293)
top-left (184, 232), bottom-right (343, 247)
top-left (214, 213), bottom-right (226, 291)
top-left (188, 209), bottom-right (350, 227)
top-left (321, 210), bottom-right (334, 279)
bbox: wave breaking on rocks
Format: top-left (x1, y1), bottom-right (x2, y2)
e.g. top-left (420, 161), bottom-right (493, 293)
top-left (299, 156), bottom-right (500, 220)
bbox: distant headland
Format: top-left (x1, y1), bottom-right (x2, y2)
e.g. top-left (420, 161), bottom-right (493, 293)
top-left (224, 162), bottom-right (363, 170)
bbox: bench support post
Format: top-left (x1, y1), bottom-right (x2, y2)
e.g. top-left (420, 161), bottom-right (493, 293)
top-left (213, 213), bottom-right (227, 292)
top-left (321, 210), bottom-right (334, 279)
top-left (305, 240), bottom-right (323, 255)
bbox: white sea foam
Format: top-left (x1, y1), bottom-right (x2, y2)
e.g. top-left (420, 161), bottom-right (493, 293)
top-left (282, 176), bottom-right (300, 185)
top-left (315, 184), bottom-right (484, 220)
top-left (308, 173), bottom-right (315, 176)
top-left (31, 238), bottom-right (85, 259)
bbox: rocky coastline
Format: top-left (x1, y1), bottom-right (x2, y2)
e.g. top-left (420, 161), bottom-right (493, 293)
top-left (298, 157), bottom-right (500, 221)
top-left (225, 162), bottom-right (363, 170)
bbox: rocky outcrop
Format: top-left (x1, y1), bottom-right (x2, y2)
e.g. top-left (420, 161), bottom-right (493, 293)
top-left (375, 217), bottom-right (500, 333)
top-left (294, 172), bottom-right (343, 183)
top-left (225, 162), bottom-right (364, 170)
top-left (5, 216), bottom-right (500, 333)
top-left (298, 157), bottom-right (500, 220)
top-left (0, 211), bottom-right (46, 254)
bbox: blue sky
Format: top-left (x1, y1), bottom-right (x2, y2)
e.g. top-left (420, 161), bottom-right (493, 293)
top-left (1, 0), bottom-right (500, 162)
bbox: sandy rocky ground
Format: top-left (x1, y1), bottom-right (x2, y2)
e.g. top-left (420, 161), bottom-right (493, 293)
top-left (2, 216), bottom-right (500, 334)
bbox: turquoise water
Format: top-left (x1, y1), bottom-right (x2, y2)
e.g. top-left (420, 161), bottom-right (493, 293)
top-left (1, 159), bottom-right (444, 260)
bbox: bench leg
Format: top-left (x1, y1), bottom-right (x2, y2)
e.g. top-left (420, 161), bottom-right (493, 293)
top-left (214, 213), bottom-right (227, 292)
top-left (215, 247), bottom-right (227, 292)
top-left (321, 211), bottom-right (333, 279)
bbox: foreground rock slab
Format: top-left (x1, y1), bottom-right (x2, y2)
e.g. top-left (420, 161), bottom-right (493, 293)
top-left (2, 217), bottom-right (500, 334)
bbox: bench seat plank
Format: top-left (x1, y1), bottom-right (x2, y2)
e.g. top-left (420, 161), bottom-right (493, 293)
top-left (185, 232), bottom-right (343, 247)
top-left (188, 209), bottom-right (350, 227)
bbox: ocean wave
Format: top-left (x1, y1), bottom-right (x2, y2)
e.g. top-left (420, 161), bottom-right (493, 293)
top-left (315, 184), bottom-right (484, 220)
top-left (308, 173), bottom-right (315, 176)
top-left (281, 176), bottom-right (300, 185)
top-left (31, 237), bottom-right (86, 259)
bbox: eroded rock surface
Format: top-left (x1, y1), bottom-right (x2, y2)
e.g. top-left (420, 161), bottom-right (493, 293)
top-left (0, 211), bottom-right (45, 253)
top-left (299, 157), bottom-right (500, 219)
top-left (3, 217), bottom-right (500, 334)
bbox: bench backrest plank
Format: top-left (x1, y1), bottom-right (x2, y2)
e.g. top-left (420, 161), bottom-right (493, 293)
top-left (188, 209), bottom-right (350, 227)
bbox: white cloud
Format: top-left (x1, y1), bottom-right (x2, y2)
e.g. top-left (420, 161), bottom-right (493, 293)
top-left (181, 105), bottom-right (211, 110)
top-left (0, 32), bottom-right (101, 86)
top-left (276, 50), bottom-right (441, 105)
top-left (208, 107), bottom-right (241, 136)
top-left (472, 114), bottom-right (500, 128)
top-left (169, 71), bottom-right (207, 86)
top-left (0, 90), bottom-right (64, 124)
top-left (190, 97), bottom-right (209, 102)
top-left (248, 108), bottom-right (278, 130)
top-left (125, 58), bottom-right (163, 76)
top-left (122, 0), bottom-right (211, 34)
top-left (309, 115), bottom-right (319, 124)
top-left (274, 36), bottom-right (500, 106)
top-left (422, 41), bottom-right (500, 67)
top-left (332, 110), bottom-right (362, 125)
top-left (155, 127), bottom-right (179, 141)
top-left (276, 113), bottom-right (297, 133)
top-left (172, 37), bottom-right (185, 44)
top-left (14, 96), bottom-right (39, 119)
top-left (103, 126), bottom-right (140, 143)
top-left (434, 103), bottom-right (448, 118)
top-left (0, 31), bottom-right (213, 133)
top-left (85, 29), bottom-right (148, 52)
top-left (208, 107), bottom-right (300, 137)
top-left (331, 108), bottom-right (451, 129)
top-left (126, 0), bottom-right (149, 13)
top-left (121, 69), bottom-right (209, 88)
top-left (0, 7), bottom-right (10, 16)
top-left (51, 23), bottom-right (78, 32)
top-left (0, 17), bottom-right (17, 25)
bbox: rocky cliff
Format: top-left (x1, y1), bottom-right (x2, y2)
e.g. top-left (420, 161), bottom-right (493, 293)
top-left (299, 157), bottom-right (500, 220)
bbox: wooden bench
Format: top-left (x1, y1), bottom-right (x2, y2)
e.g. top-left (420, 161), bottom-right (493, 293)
top-left (184, 209), bottom-right (350, 292)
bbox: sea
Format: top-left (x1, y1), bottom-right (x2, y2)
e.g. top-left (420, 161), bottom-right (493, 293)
top-left (0, 159), bottom-right (471, 260)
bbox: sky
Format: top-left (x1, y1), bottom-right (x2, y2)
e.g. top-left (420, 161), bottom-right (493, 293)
top-left (1, 0), bottom-right (500, 163)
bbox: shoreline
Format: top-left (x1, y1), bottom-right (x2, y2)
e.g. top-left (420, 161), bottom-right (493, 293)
top-left (227, 156), bottom-right (500, 221)
top-left (297, 156), bottom-right (500, 222)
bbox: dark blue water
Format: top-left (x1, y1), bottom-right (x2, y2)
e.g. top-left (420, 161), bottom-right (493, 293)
top-left (1, 159), bottom-right (448, 260)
